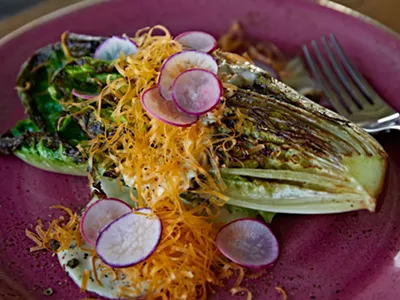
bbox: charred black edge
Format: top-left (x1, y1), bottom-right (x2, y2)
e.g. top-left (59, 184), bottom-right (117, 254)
top-left (215, 50), bottom-right (387, 159)
top-left (16, 43), bottom-right (60, 129)
top-left (0, 132), bottom-right (24, 155)
top-left (0, 131), bottom-right (86, 164)
top-left (51, 56), bottom-right (116, 94)
top-left (70, 110), bottom-right (104, 140)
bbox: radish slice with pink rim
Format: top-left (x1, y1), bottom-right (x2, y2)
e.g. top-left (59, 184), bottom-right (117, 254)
top-left (215, 218), bottom-right (279, 268)
top-left (80, 198), bottom-right (132, 246)
top-left (253, 60), bottom-right (280, 79)
top-left (96, 208), bottom-right (162, 268)
top-left (94, 36), bottom-right (138, 61)
top-left (71, 88), bottom-right (99, 99)
top-left (158, 50), bottom-right (218, 100)
top-left (175, 31), bottom-right (217, 53)
top-left (141, 86), bottom-right (198, 127)
top-left (172, 68), bottom-right (222, 116)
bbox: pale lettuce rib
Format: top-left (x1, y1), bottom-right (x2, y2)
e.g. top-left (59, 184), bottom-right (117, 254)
top-left (219, 168), bottom-right (359, 193)
top-left (221, 173), bottom-right (374, 214)
top-left (226, 193), bottom-right (370, 214)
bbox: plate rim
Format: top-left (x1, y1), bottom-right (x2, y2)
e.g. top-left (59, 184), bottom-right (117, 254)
top-left (0, 0), bottom-right (399, 48)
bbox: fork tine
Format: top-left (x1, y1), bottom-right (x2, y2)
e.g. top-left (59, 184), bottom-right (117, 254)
top-left (320, 37), bottom-right (372, 109)
top-left (329, 34), bottom-right (388, 107)
top-left (302, 44), bottom-right (349, 117)
top-left (310, 40), bottom-right (359, 113)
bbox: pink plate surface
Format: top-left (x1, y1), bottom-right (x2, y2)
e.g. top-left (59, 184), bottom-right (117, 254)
top-left (1, 0), bottom-right (400, 299)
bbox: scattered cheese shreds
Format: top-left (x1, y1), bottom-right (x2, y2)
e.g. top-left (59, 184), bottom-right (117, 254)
top-left (91, 255), bottom-right (103, 287)
top-left (230, 287), bottom-right (252, 300)
top-left (275, 286), bottom-right (288, 300)
top-left (28, 25), bottom-right (245, 299)
top-left (81, 269), bottom-right (90, 292)
top-left (25, 205), bottom-right (82, 253)
top-left (245, 269), bottom-right (266, 279)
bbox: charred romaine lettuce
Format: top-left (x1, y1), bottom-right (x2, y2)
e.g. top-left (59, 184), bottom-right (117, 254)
top-left (218, 205), bottom-right (276, 223)
top-left (48, 57), bottom-right (119, 105)
top-left (1, 33), bottom-right (107, 174)
top-left (16, 33), bottom-right (106, 134)
top-left (0, 132), bottom-right (87, 175)
top-left (209, 51), bottom-right (387, 213)
top-left (1, 38), bottom-right (387, 216)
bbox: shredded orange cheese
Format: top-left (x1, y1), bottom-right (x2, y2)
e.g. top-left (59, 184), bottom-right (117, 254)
top-left (81, 269), bottom-right (91, 292)
top-left (81, 25), bottom-right (241, 299)
top-left (245, 269), bottom-right (266, 279)
top-left (275, 286), bottom-right (288, 300)
top-left (230, 287), bottom-right (252, 300)
top-left (28, 25), bottom-right (249, 299)
top-left (26, 205), bottom-right (82, 252)
top-left (91, 255), bottom-right (103, 287)
top-left (61, 31), bottom-right (72, 61)
top-left (233, 266), bottom-right (245, 288)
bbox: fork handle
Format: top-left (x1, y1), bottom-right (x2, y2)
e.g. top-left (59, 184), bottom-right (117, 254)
top-left (364, 118), bottom-right (400, 133)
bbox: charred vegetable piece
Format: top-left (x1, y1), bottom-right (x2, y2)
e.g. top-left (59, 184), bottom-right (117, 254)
top-left (209, 51), bottom-right (387, 213)
top-left (48, 57), bottom-right (119, 106)
top-left (16, 33), bottom-right (106, 133)
top-left (10, 119), bottom-right (40, 136)
top-left (0, 132), bottom-right (87, 175)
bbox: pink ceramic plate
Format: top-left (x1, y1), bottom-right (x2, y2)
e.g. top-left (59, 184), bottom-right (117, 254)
top-left (1, 0), bottom-right (399, 299)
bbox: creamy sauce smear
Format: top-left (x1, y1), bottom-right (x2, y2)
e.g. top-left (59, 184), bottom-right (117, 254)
top-left (57, 178), bottom-right (146, 299)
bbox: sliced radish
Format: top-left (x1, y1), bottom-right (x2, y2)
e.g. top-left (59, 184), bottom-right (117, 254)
top-left (253, 60), bottom-right (280, 79)
top-left (71, 88), bottom-right (99, 99)
top-left (141, 86), bottom-right (198, 127)
top-left (175, 31), bottom-right (217, 53)
top-left (80, 198), bottom-right (132, 246)
top-left (215, 218), bottom-right (279, 268)
top-left (96, 208), bottom-right (162, 268)
top-left (94, 36), bottom-right (138, 61)
top-left (172, 68), bottom-right (222, 116)
top-left (158, 50), bottom-right (218, 100)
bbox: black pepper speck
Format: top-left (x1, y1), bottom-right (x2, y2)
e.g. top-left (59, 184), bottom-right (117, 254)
top-left (43, 288), bottom-right (53, 296)
top-left (49, 239), bottom-right (60, 251)
top-left (67, 258), bottom-right (80, 269)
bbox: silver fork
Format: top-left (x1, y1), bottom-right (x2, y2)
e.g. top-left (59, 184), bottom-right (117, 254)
top-left (302, 34), bottom-right (400, 133)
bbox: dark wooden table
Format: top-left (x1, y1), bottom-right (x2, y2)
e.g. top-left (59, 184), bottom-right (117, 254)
top-left (0, 0), bottom-right (399, 39)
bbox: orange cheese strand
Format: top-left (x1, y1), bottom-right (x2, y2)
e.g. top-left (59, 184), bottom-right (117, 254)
top-left (82, 25), bottom-right (237, 299)
top-left (26, 205), bottom-right (82, 253)
top-left (28, 25), bottom-right (242, 299)
top-left (81, 269), bottom-right (91, 292)
top-left (230, 287), bottom-right (252, 300)
top-left (79, 26), bottom-right (238, 298)
top-left (276, 286), bottom-right (288, 300)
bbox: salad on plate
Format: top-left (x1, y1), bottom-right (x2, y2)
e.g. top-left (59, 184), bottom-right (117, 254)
top-left (0, 23), bottom-right (387, 299)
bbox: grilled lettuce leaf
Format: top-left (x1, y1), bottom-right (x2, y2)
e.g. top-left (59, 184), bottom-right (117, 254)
top-left (218, 205), bottom-right (276, 223)
top-left (1, 33), bottom-right (107, 174)
top-left (2, 38), bottom-right (387, 216)
top-left (210, 51), bottom-right (387, 213)
top-left (0, 132), bottom-right (87, 175)
top-left (16, 33), bottom-right (106, 134)
top-left (48, 57), bottom-right (119, 108)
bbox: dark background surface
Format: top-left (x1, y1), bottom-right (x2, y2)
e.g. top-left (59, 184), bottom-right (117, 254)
top-left (0, 0), bottom-right (43, 20)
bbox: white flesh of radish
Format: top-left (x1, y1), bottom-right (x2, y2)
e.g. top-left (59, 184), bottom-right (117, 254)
top-left (96, 208), bottom-right (162, 268)
top-left (158, 50), bottom-right (218, 100)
